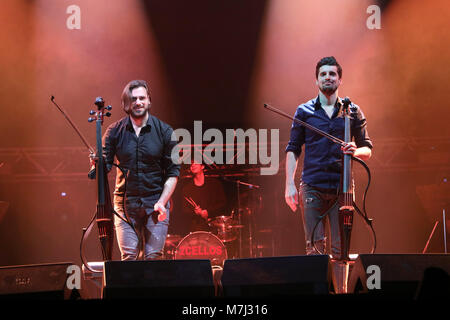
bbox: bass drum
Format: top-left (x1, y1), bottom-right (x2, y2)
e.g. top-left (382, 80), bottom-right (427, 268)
top-left (174, 231), bottom-right (227, 267)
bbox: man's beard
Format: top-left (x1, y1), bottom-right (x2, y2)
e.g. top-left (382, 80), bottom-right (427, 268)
top-left (131, 107), bottom-right (149, 119)
top-left (320, 86), bottom-right (337, 95)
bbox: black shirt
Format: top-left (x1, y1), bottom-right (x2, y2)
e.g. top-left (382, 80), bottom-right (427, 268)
top-left (182, 177), bottom-right (227, 231)
top-left (102, 114), bottom-right (180, 208)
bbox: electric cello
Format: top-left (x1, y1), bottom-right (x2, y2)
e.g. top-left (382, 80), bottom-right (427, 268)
top-left (88, 97), bottom-right (114, 261)
top-left (338, 97), bottom-right (355, 261)
top-left (51, 95), bottom-right (116, 270)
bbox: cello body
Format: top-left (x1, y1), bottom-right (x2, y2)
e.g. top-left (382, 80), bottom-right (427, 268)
top-left (93, 97), bottom-right (114, 261)
top-left (337, 98), bottom-right (355, 261)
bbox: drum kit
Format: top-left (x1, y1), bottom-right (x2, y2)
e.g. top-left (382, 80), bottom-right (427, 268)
top-left (164, 167), bottom-right (272, 266)
top-left (207, 214), bottom-right (244, 243)
top-left (164, 213), bottom-right (245, 267)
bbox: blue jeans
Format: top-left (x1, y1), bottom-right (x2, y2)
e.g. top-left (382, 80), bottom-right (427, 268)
top-left (114, 200), bottom-right (169, 261)
top-left (299, 182), bottom-right (341, 258)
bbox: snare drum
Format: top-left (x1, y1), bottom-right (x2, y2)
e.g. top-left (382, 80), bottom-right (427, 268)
top-left (174, 231), bottom-right (227, 267)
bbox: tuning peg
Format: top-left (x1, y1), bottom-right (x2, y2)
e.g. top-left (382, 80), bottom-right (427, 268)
top-left (89, 110), bottom-right (96, 115)
top-left (105, 112), bottom-right (111, 117)
top-left (106, 105), bottom-right (112, 111)
top-left (95, 97), bottom-right (104, 108)
top-left (88, 117), bottom-right (96, 122)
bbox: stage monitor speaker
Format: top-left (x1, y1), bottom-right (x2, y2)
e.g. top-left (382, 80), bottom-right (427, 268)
top-left (0, 262), bottom-right (74, 299)
top-left (348, 254), bottom-right (450, 299)
top-left (220, 255), bottom-right (332, 297)
top-left (102, 260), bottom-right (215, 299)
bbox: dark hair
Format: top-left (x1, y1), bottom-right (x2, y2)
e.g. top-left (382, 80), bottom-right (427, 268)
top-left (315, 56), bottom-right (342, 79)
top-left (121, 80), bottom-right (151, 114)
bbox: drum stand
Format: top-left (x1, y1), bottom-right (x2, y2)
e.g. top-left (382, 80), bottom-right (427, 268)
top-left (233, 179), bottom-right (260, 258)
top-left (236, 180), bottom-right (243, 258)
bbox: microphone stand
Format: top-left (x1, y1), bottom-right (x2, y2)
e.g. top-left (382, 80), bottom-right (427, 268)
top-left (237, 180), bottom-right (241, 258)
top-left (223, 176), bottom-right (260, 258)
top-left (235, 179), bottom-right (260, 258)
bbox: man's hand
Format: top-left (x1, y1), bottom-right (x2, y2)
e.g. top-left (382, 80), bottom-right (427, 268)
top-left (341, 142), bottom-right (357, 155)
top-left (87, 153), bottom-right (98, 179)
top-left (285, 151), bottom-right (299, 212)
top-left (341, 142), bottom-right (372, 160)
top-left (154, 202), bottom-right (167, 222)
top-left (285, 183), bottom-right (299, 212)
top-left (89, 152), bottom-right (98, 167)
top-left (194, 206), bottom-right (208, 220)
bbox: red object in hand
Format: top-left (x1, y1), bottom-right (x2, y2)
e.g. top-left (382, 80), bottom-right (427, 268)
top-left (158, 212), bottom-right (167, 222)
top-left (154, 202), bottom-right (167, 222)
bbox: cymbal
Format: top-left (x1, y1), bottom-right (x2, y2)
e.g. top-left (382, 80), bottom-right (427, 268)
top-left (208, 221), bottom-right (245, 229)
top-left (208, 216), bottom-right (235, 227)
top-left (209, 215), bottom-right (233, 221)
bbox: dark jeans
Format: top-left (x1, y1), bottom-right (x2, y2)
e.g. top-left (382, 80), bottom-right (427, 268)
top-left (299, 182), bottom-right (341, 257)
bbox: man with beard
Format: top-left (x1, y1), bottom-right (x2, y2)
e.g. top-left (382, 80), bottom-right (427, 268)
top-left (94, 80), bottom-right (180, 260)
top-left (284, 57), bottom-right (373, 258)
